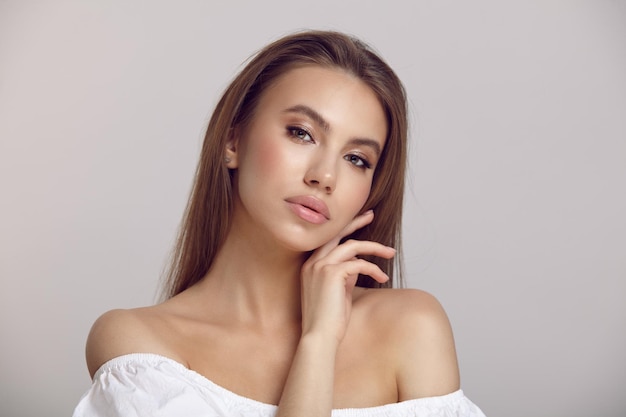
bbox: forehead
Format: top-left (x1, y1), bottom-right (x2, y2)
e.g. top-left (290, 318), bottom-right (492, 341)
top-left (253, 65), bottom-right (388, 143)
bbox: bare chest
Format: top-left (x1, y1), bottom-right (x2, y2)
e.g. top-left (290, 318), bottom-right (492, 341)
top-left (166, 324), bottom-right (397, 408)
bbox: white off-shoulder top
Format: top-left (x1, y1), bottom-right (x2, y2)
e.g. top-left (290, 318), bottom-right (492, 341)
top-left (73, 353), bottom-right (486, 417)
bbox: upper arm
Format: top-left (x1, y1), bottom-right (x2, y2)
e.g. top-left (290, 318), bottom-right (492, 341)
top-left (391, 290), bottom-right (460, 400)
top-left (85, 309), bottom-right (154, 378)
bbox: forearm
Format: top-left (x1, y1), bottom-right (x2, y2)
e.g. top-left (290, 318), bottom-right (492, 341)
top-left (276, 333), bottom-right (338, 417)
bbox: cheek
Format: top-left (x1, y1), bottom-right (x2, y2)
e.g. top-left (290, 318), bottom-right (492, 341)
top-left (343, 179), bottom-right (373, 217)
top-left (240, 134), bottom-right (292, 185)
top-left (238, 134), bottom-right (308, 198)
top-left (355, 182), bottom-right (373, 209)
top-left (248, 136), bottom-right (281, 175)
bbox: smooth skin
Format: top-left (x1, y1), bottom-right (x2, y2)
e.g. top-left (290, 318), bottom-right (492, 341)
top-left (85, 66), bottom-right (459, 415)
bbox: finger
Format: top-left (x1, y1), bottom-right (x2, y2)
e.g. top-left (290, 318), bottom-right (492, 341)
top-left (340, 258), bottom-right (390, 284)
top-left (308, 211), bottom-right (376, 261)
top-left (321, 239), bottom-right (396, 265)
top-left (336, 210), bottom-right (374, 241)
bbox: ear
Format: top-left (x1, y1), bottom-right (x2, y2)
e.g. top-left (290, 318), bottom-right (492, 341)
top-left (224, 127), bottom-right (240, 169)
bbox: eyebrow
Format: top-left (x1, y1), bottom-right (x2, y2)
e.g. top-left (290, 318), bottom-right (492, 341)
top-left (283, 104), bottom-right (330, 132)
top-left (347, 138), bottom-right (382, 157)
top-left (283, 104), bottom-right (382, 157)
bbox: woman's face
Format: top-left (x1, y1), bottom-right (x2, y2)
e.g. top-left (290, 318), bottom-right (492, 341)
top-left (227, 65), bottom-right (388, 252)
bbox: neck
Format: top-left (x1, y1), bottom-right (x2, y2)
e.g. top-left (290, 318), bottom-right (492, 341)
top-left (192, 223), bottom-right (308, 329)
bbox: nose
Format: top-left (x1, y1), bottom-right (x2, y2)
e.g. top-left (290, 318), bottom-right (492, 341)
top-left (304, 157), bottom-right (336, 193)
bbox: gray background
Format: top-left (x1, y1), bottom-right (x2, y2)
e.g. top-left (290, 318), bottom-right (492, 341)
top-left (1, 1), bottom-right (625, 416)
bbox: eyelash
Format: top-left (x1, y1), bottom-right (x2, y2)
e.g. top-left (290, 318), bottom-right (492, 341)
top-left (286, 126), bottom-right (314, 143)
top-left (345, 154), bottom-right (372, 169)
top-left (285, 126), bottom-right (372, 170)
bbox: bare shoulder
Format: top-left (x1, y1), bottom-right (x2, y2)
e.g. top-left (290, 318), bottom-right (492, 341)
top-left (85, 306), bottom-right (173, 378)
top-left (354, 288), bottom-right (460, 400)
top-left (354, 287), bottom-right (453, 331)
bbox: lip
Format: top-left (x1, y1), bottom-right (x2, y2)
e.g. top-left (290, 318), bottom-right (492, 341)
top-left (285, 195), bottom-right (331, 224)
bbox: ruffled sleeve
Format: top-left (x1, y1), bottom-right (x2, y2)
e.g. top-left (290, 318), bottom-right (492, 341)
top-left (332, 389), bottom-right (486, 417)
top-left (72, 354), bottom-right (236, 417)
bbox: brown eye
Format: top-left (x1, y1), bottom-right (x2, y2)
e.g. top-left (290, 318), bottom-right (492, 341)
top-left (287, 126), bottom-right (314, 143)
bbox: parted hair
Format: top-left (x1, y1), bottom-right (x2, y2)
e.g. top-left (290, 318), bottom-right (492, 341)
top-left (162, 30), bottom-right (408, 299)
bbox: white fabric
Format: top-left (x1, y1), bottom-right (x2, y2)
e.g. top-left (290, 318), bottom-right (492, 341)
top-left (74, 353), bottom-right (486, 417)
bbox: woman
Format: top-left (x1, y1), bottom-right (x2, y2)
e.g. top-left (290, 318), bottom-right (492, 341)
top-left (74, 30), bottom-right (485, 416)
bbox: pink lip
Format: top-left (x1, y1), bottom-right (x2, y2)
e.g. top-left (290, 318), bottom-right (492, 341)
top-left (285, 195), bottom-right (331, 224)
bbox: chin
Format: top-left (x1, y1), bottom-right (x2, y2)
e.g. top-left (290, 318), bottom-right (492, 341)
top-left (277, 229), bottom-right (335, 254)
top-left (281, 239), bottom-right (324, 254)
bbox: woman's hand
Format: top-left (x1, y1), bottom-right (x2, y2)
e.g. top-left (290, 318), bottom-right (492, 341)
top-left (299, 210), bottom-right (396, 346)
top-left (277, 211), bottom-right (395, 416)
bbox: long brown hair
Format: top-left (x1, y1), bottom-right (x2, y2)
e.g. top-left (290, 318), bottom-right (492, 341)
top-left (162, 30), bottom-right (408, 299)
